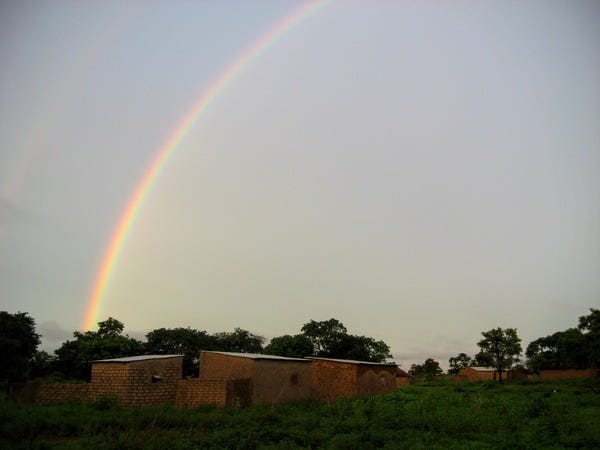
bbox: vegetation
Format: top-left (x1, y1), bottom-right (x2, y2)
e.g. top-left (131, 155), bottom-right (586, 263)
top-left (0, 311), bottom-right (41, 382)
top-left (300, 318), bottom-right (392, 362)
top-left (475, 328), bottom-right (522, 382)
top-left (526, 308), bottom-right (600, 372)
top-left (1, 379), bottom-right (599, 449)
top-left (448, 353), bottom-right (473, 375)
top-left (409, 358), bottom-right (443, 379)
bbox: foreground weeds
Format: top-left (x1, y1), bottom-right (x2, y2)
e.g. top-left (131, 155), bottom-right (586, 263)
top-left (1, 379), bottom-right (599, 449)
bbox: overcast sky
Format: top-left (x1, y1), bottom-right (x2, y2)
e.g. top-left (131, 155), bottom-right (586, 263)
top-left (1, 0), bottom-right (599, 369)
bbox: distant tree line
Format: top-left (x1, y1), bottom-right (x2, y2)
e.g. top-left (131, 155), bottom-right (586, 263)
top-left (0, 313), bottom-right (391, 381)
top-left (436, 308), bottom-right (599, 381)
top-left (3, 308), bottom-right (598, 384)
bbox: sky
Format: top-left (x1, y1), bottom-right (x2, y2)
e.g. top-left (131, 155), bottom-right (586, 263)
top-left (1, 0), bottom-right (599, 370)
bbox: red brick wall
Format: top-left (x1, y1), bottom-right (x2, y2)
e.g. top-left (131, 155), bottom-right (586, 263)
top-left (539, 369), bottom-right (598, 380)
top-left (199, 352), bottom-right (253, 381)
top-left (311, 360), bottom-right (358, 403)
top-left (253, 360), bottom-right (312, 405)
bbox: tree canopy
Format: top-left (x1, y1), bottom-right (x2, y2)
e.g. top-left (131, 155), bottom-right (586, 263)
top-left (0, 311), bottom-right (41, 382)
top-left (448, 352), bottom-right (473, 375)
top-left (299, 318), bottom-right (391, 362)
top-left (54, 317), bottom-right (145, 380)
top-left (475, 327), bottom-right (522, 382)
top-left (409, 358), bottom-right (443, 378)
top-left (145, 327), bottom-right (218, 377)
top-left (263, 334), bottom-right (314, 358)
top-left (526, 308), bottom-right (600, 372)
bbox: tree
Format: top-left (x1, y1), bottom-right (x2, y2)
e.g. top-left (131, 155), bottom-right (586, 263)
top-left (578, 308), bottom-right (600, 368)
top-left (0, 311), bottom-right (41, 382)
top-left (263, 334), bottom-right (314, 358)
top-left (475, 327), bottom-right (521, 382)
top-left (448, 353), bottom-right (473, 375)
top-left (213, 328), bottom-right (264, 353)
top-left (409, 358), bottom-right (443, 379)
top-left (54, 317), bottom-right (144, 380)
top-left (299, 318), bottom-right (391, 362)
top-left (526, 328), bottom-right (587, 372)
top-left (301, 319), bottom-right (347, 356)
top-left (146, 327), bottom-right (218, 377)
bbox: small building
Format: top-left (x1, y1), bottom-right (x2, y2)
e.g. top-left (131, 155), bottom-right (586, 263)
top-left (309, 357), bottom-right (398, 403)
top-left (458, 367), bottom-right (500, 381)
top-left (198, 351), bottom-right (312, 406)
top-left (396, 366), bottom-right (410, 386)
top-left (90, 355), bottom-right (183, 406)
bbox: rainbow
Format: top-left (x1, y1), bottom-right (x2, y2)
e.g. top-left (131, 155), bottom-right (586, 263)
top-left (83, 0), bottom-right (330, 330)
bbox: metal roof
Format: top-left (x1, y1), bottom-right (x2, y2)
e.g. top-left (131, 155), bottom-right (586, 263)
top-left (91, 354), bottom-right (183, 363)
top-left (201, 351), bottom-right (310, 362)
top-left (466, 366), bottom-right (497, 372)
top-left (306, 357), bottom-right (397, 366)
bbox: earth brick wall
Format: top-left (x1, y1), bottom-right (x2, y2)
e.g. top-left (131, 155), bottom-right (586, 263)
top-left (199, 352), bottom-right (253, 380)
top-left (175, 378), bottom-right (251, 407)
top-left (356, 366), bottom-right (397, 396)
top-left (311, 360), bottom-right (357, 403)
top-left (90, 357), bottom-right (182, 406)
top-left (539, 369), bottom-right (598, 380)
top-left (8, 381), bottom-right (89, 404)
top-left (252, 360), bottom-right (312, 405)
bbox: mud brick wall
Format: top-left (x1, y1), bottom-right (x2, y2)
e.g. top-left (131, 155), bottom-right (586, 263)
top-left (199, 352), bottom-right (253, 380)
top-left (356, 366), bottom-right (397, 397)
top-left (311, 360), bottom-right (357, 403)
top-left (175, 378), bottom-right (252, 407)
top-left (459, 368), bottom-right (498, 381)
top-left (8, 381), bottom-right (90, 404)
top-left (91, 357), bottom-right (182, 406)
top-left (539, 369), bottom-right (598, 380)
top-left (252, 360), bottom-right (312, 405)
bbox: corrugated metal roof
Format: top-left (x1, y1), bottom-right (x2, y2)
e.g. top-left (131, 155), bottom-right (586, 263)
top-left (91, 354), bottom-right (183, 363)
top-left (307, 357), bottom-right (397, 366)
top-left (467, 366), bottom-right (497, 372)
top-left (201, 351), bottom-right (310, 362)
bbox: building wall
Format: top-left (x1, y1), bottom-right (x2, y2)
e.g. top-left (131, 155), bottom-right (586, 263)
top-left (90, 362), bottom-right (130, 402)
top-left (356, 365), bottom-right (397, 397)
top-left (459, 368), bottom-right (498, 381)
top-left (175, 378), bottom-right (252, 407)
top-left (252, 360), bottom-right (312, 405)
top-left (539, 369), bottom-right (598, 380)
top-left (311, 360), bottom-right (358, 403)
top-left (199, 352), bottom-right (254, 381)
top-left (8, 381), bottom-right (89, 405)
top-left (90, 357), bottom-right (182, 406)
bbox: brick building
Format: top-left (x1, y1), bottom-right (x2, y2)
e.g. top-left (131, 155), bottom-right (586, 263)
top-left (458, 367), bottom-right (499, 381)
top-left (309, 357), bottom-right (398, 403)
top-left (90, 355), bottom-right (183, 406)
top-left (199, 351), bottom-right (312, 406)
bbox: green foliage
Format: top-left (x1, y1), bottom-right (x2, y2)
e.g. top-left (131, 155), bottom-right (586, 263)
top-left (409, 358), bottom-right (443, 379)
top-left (145, 327), bottom-right (218, 377)
top-left (300, 318), bottom-right (392, 362)
top-left (0, 311), bottom-right (41, 382)
top-left (263, 334), bottom-right (314, 358)
top-left (212, 327), bottom-right (265, 353)
top-left (1, 380), bottom-right (599, 449)
top-left (526, 308), bottom-right (600, 372)
top-left (53, 317), bottom-right (145, 380)
top-left (448, 353), bottom-right (472, 375)
top-left (475, 327), bottom-right (522, 382)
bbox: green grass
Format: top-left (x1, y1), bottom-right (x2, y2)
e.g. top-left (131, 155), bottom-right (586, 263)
top-left (1, 379), bottom-right (599, 449)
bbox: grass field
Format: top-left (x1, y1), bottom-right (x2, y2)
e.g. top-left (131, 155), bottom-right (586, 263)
top-left (1, 379), bottom-right (599, 449)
